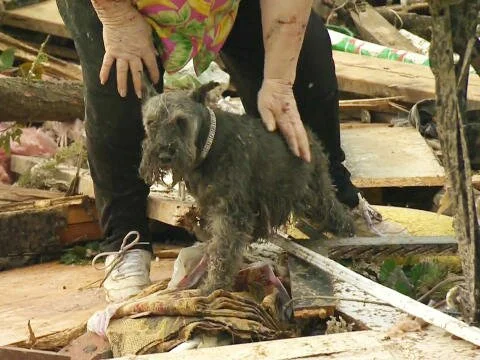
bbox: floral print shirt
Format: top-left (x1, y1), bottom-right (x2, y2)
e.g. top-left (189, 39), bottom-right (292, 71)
top-left (133, 0), bottom-right (240, 75)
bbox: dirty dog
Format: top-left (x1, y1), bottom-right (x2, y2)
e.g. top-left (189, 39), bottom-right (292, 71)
top-left (139, 83), bottom-right (354, 293)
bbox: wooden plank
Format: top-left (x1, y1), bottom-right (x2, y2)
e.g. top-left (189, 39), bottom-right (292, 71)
top-left (0, 32), bottom-right (81, 80)
top-left (326, 235), bottom-right (456, 247)
top-left (270, 233), bottom-right (480, 347)
top-left (1, 0), bottom-right (70, 38)
top-left (326, 235), bottom-right (457, 260)
top-left (348, 4), bottom-right (419, 53)
top-left (147, 193), bottom-right (194, 227)
top-left (0, 194), bottom-right (102, 268)
top-left (0, 346), bottom-right (70, 360)
top-left (334, 281), bottom-right (404, 331)
top-left (57, 221), bottom-right (102, 244)
top-left (10, 155), bottom-right (193, 227)
top-left (341, 124), bottom-right (445, 188)
top-left (0, 184), bottom-right (64, 203)
top-left (339, 96), bottom-right (404, 112)
top-left (333, 51), bottom-right (480, 109)
top-left (0, 259), bottom-right (175, 346)
top-left (288, 255), bottom-right (335, 319)
top-left (112, 327), bottom-right (480, 360)
top-left (112, 331), bottom-right (390, 360)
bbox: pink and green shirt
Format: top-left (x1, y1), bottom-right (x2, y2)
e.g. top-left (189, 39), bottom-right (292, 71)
top-left (133, 0), bottom-right (240, 75)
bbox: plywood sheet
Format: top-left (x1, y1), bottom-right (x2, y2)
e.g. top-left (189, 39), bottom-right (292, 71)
top-left (333, 51), bottom-right (480, 109)
top-left (2, 0), bottom-right (70, 38)
top-left (341, 124), bottom-right (445, 188)
top-left (0, 259), bottom-right (175, 346)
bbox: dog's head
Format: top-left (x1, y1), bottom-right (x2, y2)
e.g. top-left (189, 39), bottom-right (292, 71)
top-left (139, 80), bottom-right (219, 184)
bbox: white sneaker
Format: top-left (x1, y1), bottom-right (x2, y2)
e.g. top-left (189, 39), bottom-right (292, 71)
top-left (92, 231), bottom-right (152, 303)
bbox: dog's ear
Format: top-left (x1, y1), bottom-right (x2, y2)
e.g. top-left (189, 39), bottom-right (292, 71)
top-left (191, 81), bottom-right (220, 104)
top-left (142, 74), bottom-right (160, 103)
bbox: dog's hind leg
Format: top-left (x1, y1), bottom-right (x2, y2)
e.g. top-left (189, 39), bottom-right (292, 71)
top-left (200, 199), bottom-right (253, 293)
top-left (306, 146), bottom-right (355, 236)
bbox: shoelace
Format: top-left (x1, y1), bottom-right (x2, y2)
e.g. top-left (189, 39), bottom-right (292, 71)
top-left (92, 230), bottom-right (149, 286)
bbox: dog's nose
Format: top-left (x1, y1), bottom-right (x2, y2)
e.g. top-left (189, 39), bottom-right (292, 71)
top-left (159, 154), bottom-right (172, 164)
top-left (167, 144), bottom-right (176, 155)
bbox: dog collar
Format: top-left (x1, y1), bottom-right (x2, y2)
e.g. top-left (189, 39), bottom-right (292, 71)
top-left (199, 107), bottom-right (216, 161)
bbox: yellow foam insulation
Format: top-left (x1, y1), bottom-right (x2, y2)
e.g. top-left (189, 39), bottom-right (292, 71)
top-left (287, 205), bottom-right (454, 240)
top-left (373, 205), bottom-right (454, 236)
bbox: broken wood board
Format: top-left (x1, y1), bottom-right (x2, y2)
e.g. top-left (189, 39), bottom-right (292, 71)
top-left (333, 51), bottom-right (480, 109)
top-left (111, 327), bottom-right (480, 359)
top-left (285, 225), bottom-right (336, 319)
top-left (0, 195), bottom-right (101, 269)
top-left (348, 4), bottom-right (419, 53)
top-left (326, 235), bottom-right (457, 260)
top-left (340, 124), bottom-right (445, 188)
top-left (287, 255), bottom-right (335, 319)
top-left (339, 96), bottom-right (404, 112)
top-left (0, 32), bottom-right (81, 80)
top-left (376, 8), bottom-right (432, 41)
top-left (1, 0), bottom-right (70, 38)
top-left (333, 279), bottom-right (404, 331)
top-left (0, 183), bottom-right (63, 205)
top-left (270, 233), bottom-right (480, 347)
top-left (10, 155), bottom-right (194, 228)
top-left (0, 346), bottom-right (70, 360)
top-left (0, 259), bottom-right (175, 346)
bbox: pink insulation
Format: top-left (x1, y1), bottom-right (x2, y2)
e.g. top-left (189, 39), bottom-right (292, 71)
top-left (0, 125), bottom-right (58, 184)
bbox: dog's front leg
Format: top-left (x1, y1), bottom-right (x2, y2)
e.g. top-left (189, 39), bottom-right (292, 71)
top-left (200, 200), bottom-right (253, 293)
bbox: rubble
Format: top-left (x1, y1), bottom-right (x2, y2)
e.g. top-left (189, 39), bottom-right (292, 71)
top-left (1, 1), bottom-right (480, 359)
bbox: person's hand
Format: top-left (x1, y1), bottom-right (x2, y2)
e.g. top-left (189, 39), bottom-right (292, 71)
top-left (258, 79), bottom-right (311, 162)
top-left (99, 5), bottom-right (160, 99)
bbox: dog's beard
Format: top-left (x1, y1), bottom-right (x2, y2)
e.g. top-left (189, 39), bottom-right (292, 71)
top-left (139, 140), bottom-right (166, 185)
top-left (139, 139), bottom-right (198, 186)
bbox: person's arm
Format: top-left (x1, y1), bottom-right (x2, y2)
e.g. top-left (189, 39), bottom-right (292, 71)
top-left (258, 0), bottom-right (313, 162)
top-left (90, 0), bottom-right (160, 98)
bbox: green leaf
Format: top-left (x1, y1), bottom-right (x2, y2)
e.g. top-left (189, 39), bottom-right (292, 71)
top-left (0, 125), bottom-right (23, 155)
top-left (379, 258), bottom-right (397, 282)
top-left (0, 48), bottom-right (15, 71)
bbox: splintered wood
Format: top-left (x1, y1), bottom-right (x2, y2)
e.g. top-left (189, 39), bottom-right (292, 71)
top-left (348, 3), bottom-right (419, 53)
top-left (0, 32), bottom-right (81, 80)
top-left (270, 234), bottom-right (480, 347)
top-left (109, 327), bottom-right (480, 359)
top-left (340, 124), bottom-right (445, 188)
top-left (1, 0), bottom-right (69, 38)
top-left (333, 51), bottom-right (480, 109)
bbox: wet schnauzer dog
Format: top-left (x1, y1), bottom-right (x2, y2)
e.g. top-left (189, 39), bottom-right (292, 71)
top-left (139, 83), bottom-right (355, 293)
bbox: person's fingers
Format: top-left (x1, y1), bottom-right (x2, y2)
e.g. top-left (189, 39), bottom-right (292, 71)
top-left (116, 58), bottom-right (129, 97)
top-left (277, 117), bottom-right (300, 158)
top-left (259, 104), bottom-right (277, 132)
top-left (100, 54), bottom-right (115, 85)
top-left (294, 120), bottom-right (311, 163)
top-left (129, 58), bottom-right (144, 99)
top-left (143, 50), bottom-right (160, 84)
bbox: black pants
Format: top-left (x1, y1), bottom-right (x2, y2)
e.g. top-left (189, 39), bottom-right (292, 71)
top-left (57, 0), bottom-right (359, 251)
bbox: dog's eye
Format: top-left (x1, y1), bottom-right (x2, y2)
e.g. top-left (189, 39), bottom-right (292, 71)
top-left (145, 117), bottom-right (156, 129)
top-left (173, 115), bottom-right (188, 133)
